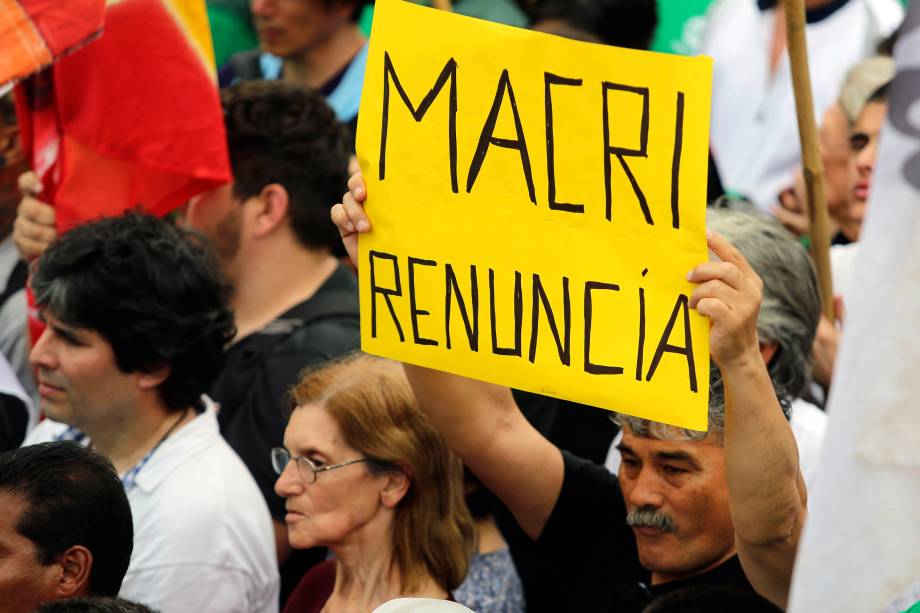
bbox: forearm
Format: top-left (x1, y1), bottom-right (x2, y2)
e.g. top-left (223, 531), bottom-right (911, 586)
top-left (402, 364), bottom-right (517, 458)
top-left (402, 363), bottom-right (563, 539)
top-left (721, 351), bottom-right (806, 546)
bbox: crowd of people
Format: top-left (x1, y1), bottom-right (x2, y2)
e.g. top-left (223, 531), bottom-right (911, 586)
top-left (0, 0), bottom-right (912, 612)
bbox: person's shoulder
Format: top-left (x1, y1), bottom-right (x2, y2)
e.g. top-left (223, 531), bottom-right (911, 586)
top-left (537, 450), bottom-right (627, 555)
top-left (561, 449), bottom-right (621, 491)
top-left (21, 419), bottom-right (69, 445)
top-left (130, 430), bottom-right (275, 573)
top-left (373, 599), bottom-right (475, 613)
top-left (138, 413), bottom-right (271, 523)
top-left (285, 560), bottom-right (336, 613)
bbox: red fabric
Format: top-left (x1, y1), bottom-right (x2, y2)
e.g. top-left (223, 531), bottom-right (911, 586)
top-left (283, 560), bottom-right (335, 613)
top-left (21, 0), bottom-right (104, 56)
top-left (14, 0), bottom-right (230, 232)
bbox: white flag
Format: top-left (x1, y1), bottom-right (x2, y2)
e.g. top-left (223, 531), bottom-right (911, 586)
top-left (788, 8), bottom-right (920, 612)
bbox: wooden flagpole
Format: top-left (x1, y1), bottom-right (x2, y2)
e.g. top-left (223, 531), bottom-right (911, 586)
top-left (783, 0), bottom-right (835, 320)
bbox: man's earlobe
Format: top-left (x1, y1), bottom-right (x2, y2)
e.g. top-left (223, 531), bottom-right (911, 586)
top-left (56, 545), bottom-right (93, 598)
top-left (137, 364), bottom-right (170, 390)
top-left (254, 184), bottom-right (291, 236)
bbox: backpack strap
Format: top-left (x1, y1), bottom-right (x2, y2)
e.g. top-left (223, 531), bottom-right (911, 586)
top-left (237, 289), bottom-right (359, 359)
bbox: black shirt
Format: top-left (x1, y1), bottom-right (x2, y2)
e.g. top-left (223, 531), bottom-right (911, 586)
top-left (534, 450), bottom-right (753, 612)
top-left (208, 264), bottom-right (359, 601)
top-left (211, 265), bottom-right (359, 518)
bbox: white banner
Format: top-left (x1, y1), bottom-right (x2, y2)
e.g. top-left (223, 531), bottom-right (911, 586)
top-left (788, 7), bottom-right (920, 612)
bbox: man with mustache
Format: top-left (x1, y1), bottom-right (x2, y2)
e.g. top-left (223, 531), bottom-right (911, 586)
top-left (332, 176), bottom-right (818, 612)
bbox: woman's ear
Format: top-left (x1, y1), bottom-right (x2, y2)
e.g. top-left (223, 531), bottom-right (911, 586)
top-left (379, 470), bottom-right (411, 509)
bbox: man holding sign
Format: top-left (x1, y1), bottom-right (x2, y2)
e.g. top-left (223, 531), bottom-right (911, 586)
top-left (334, 176), bottom-right (806, 611)
top-left (333, 1), bottom-right (808, 610)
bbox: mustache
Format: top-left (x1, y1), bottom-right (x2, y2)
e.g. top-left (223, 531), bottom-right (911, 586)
top-left (626, 506), bottom-right (677, 533)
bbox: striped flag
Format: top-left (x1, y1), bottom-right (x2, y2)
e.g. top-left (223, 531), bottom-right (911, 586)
top-left (788, 5), bottom-right (920, 612)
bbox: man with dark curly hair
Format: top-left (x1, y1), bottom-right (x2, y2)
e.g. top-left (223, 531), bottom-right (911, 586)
top-left (185, 80), bottom-right (359, 598)
top-left (24, 212), bottom-right (280, 613)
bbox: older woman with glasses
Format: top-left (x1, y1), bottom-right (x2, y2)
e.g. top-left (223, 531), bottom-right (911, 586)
top-left (272, 353), bottom-right (475, 612)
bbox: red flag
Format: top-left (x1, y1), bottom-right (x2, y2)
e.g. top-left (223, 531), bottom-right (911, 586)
top-left (14, 0), bottom-right (230, 231)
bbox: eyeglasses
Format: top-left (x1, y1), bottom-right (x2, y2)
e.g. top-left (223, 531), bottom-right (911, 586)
top-left (270, 447), bottom-right (375, 484)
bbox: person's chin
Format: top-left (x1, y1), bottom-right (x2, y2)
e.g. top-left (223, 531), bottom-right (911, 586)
top-left (37, 399), bottom-right (70, 424)
top-left (634, 532), bottom-right (679, 565)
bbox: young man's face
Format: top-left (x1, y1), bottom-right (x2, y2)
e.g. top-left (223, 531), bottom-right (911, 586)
top-left (617, 428), bottom-right (736, 583)
top-left (251, 0), bottom-right (354, 59)
top-left (29, 313), bottom-right (141, 431)
top-left (0, 491), bottom-right (59, 613)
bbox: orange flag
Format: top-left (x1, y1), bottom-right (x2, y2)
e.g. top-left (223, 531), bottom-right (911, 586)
top-left (0, 0), bottom-right (104, 90)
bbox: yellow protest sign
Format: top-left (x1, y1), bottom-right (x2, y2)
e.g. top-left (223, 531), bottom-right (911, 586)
top-left (356, 0), bottom-right (712, 430)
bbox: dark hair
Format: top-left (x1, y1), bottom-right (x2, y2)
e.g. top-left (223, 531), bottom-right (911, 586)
top-left (642, 585), bottom-right (782, 613)
top-left (0, 442), bottom-right (133, 597)
top-left (221, 80), bottom-right (350, 254)
top-left (463, 466), bottom-right (499, 520)
top-left (868, 80), bottom-right (892, 105)
top-left (0, 91), bottom-right (16, 126)
top-left (36, 597), bottom-right (156, 613)
top-left (31, 212), bottom-right (236, 411)
top-left (533, 0), bottom-right (657, 50)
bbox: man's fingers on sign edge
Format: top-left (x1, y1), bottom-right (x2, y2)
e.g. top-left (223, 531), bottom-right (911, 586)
top-left (694, 297), bottom-right (729, 320)
top-left (341, 193), bottom-right (370, 232)
top-left (687, 261), bottom-right (744, 289)
top-left (331, 203), bottom-right (355, 236)
top-left (707, 231), bottom-right (753, 274)
top-left (347, 172), bottom-right (366, 201)
top-left (689, 279), bottom-right (740, 310)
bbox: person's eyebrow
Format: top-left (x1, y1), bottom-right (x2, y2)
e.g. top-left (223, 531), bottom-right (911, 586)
top-left (615, 443), bottom-right (636, 456)
top-left (653, 450), bottom-right (703, 470)
top-left (50, 323), bottom-right (84, 345)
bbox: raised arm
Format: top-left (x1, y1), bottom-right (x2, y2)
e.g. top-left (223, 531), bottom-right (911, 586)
top-left (332, 174), bottom-right (563, 540)
top-left (688, 231), bottom-right (806, 608)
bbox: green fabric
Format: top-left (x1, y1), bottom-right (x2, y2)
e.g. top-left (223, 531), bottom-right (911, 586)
top-left (207, 4), bottom-right (258, 68)
top-left (450, 0), bottom-right (529, 27)
top-left (403, 0), bottom-right (529, 27)
top-left (358, 3), bottom-right (375, 36)
top-left (902, 600), bottom-right (920, 613)
top-left (650, 0), bottom-right (714, 55)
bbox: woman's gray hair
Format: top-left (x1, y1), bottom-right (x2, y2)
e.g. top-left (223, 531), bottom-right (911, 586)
top-left (614, 202), bottom-right (821, 441)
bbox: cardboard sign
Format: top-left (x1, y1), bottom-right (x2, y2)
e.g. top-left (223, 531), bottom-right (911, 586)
top-left (356, 0), bottom-right (712, 430)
